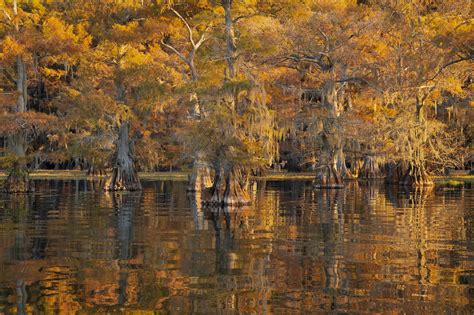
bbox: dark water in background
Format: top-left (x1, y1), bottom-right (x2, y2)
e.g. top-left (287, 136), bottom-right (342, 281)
top-left (0, 179), bottom-right (472, 314)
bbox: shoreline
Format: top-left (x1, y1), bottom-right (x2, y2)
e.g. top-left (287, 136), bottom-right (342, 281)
top-left (0, 170), bottom-right (472, 182)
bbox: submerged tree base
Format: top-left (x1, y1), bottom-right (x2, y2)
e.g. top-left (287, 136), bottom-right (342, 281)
top-left (360, 156), bottom-right (383, 180)
top-left (2, 171), bottom-right (34, 193)
top-left (313, 165), bottom-right (344, 189)
top-left (204, 168), bottom-right (251, 206)
top-left (104, 167), bottom-right (142, 191)
top-left (384, 161), bottom-right (409, 185)
top-left (400, 170), bottom-right (434, 187)
top-left (386, 163), bottom-right (433, 187)
top-left (187, 165), bottom-right (213, 192)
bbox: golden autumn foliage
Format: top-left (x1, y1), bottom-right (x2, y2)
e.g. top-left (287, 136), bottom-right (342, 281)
top-left (0, 0), bottom-right (470, 184)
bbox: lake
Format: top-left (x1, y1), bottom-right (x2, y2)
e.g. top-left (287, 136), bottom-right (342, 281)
top-left (0, 179), bottom-right (472, 313)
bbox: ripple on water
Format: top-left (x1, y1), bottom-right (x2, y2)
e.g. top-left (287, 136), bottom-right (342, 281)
top-left (0, 179), bottom-right (472, 313)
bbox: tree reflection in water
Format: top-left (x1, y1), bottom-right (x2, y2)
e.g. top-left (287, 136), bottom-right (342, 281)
top-left (0, 179), bottom-right (471, 313)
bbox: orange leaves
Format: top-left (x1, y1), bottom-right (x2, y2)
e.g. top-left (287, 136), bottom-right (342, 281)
top-left (0, 112), bottom-right (57, 135)
top-left (0, 36), bottom-right (26, 61)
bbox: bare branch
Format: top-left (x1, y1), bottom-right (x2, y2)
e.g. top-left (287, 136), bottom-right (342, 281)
top-left (160, 39), bottom-right (189, 64)
top-left (170, 7), bottom-right (195, 48)
top-left (195, 24), bottom-right (212, 49)
top-left (1, 8), bottom-right (12, 21)
top-left (233, 12), bottom-right (258, 23)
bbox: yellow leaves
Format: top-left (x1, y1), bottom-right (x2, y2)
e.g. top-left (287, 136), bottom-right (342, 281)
top-left (39, 17), bottom-right (90, 63)
top-left (240, 16), bottom-right (286, 56)
top-left (122, 48), bottom-right (153, 68)
top-left (111, 21), bottom-right (142, 43)
top-left (0, 36), bottom-right (26, 61)
top-left (440, 75), bottom-right (465, 96)
top-left (40, 67), bottom-right (66, 79)
top-left (316, 0), bottom-right (356, 12)
top-left (42, 17), bottom-right (76, 42)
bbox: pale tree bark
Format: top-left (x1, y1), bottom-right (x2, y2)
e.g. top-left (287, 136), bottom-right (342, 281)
top-left (314, 82), bottom-right (344, 189)
top-left (222, 167), bottom-right (250, 205)
top-left (3, 55), bottom-right (32, 192)
top-left (187, 94), bottom-right (213, 192)
top-left (161, 7), bottom-right (209, 82)
top-left (222, 0), bottom-right (238, 80)
top-left (105, 73), bottom-right (141, 191)
top-left (160, 8), bottom-right (213, 192)
top-left (335, 146), bottom-right (351, 178)
top-left (187, 151), bottom-right (213, 192)
top-left (16, 56), bottom-right (27, 113)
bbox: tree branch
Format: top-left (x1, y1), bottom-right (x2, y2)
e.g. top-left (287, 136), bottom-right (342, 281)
top-left (1, 8), bottom-right (12, 21)
top-left (429, 56), bottom-right (473, 81)
top-left (160, 40), bottom-right (189, 64)
top-left (170, 7), bottom-right (195, 48)
top-left (336, 77), bottom-right (384, 93)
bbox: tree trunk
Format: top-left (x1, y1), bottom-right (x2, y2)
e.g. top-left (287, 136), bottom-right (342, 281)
top-left (349, 158), bottom-right (363, 179)
top-left (188, 155), bottom-right (213, 192)
top-left (360, 155), bottom-right (382, 179)
top-left (223, 167), bottom-right (250, 205)
top-left (314, 164), bottom-right (344, 189)
top-left (16, 56), bottom-right (27, 113)
top-left (313, 82), bottom-right (344, 189)
top-left (105, 122), bottom-right (142, 191)
top-left (384, 161), bottom-right (409, 185)
top-left (208, 165), bottom-right (250, 205)
top-left (4, 37), bottom-right (30, 192)
top-left (209, 165), bottom-right (225, 205)
top-left (3, 133), bottom-right (33, 193)
top-left (400, 163), bottom-right (433, 187)
top-left (2, 165), bottom-right (33, 193)
top-left (222, 0), bottom-right (237, 80)
top-left (335, 147), bottom-right (351, 178)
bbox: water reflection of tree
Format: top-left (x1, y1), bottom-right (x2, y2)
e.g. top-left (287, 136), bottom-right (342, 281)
top-left (203, 204), bottom-right (270, 313)
top-left (315, 189), bottom-right (346, 308)
top-left (382, 185), bottom-right (470, 305)
top-left (110, 192), bottom-right (141, 306)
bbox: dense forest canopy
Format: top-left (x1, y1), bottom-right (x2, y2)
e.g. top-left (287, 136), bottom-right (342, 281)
top-left (0, 0), bottom-right (472, 199)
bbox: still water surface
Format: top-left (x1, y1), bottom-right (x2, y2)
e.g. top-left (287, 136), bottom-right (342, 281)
top-left (0, 179), bottom-right (472, 313)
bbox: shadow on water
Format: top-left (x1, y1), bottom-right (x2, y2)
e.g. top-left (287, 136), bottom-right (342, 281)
top-left (0, 179), bottom-right (472, 313)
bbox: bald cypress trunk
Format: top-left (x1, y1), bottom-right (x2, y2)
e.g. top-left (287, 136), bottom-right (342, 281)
top-left (223, 167), bottom-right (250, 205)
top-left (360, 155), bottom-right (382, 179)
top-left (400, 97), bottom-right (433, 187)
top-left (2, 164), bottom-right (33, 193)
top-left (203, 0), bottom-right (250, 205)
top-left (3, 57), bottom-right (32, 193)
top-left (385, 161), bottom-right (409, 185)
top-left (313, 82), bottom-right (344, 189)
top-left (105, 122), bottom-right (142, 191)
top-left (16, 56), bottom-right (27, 113)
top-left (188, 155), bottom-right (213, 192)
top-left (208, 165), bottom-right (250, 206)
top-left (222, 0), bottom-right (238, 80)
top-left (314, 149), bottom-right (344, 189)
top-left (209, 165), bottom-right (225, 205)
top-left (400, 163), bottom-right (433, 187)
